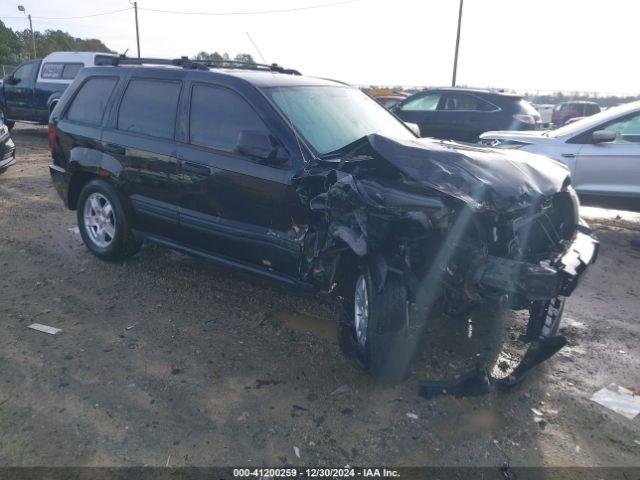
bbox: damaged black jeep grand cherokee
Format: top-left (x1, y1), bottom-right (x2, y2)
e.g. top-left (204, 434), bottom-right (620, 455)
top-left (49, 56), bottom-right (598, 382)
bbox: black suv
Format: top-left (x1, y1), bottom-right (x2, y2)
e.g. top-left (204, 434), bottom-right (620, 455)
top-left (49, 57), bottom-right (597, 382)
top-left (393, 87), bottom-right (541, 142)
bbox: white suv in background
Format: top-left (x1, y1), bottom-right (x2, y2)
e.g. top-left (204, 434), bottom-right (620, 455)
top-left (479, 101), bottom-right (640, 209)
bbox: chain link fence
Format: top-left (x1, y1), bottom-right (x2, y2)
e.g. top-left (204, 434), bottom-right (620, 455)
top-left (1, 65), bottom-right (17, 77)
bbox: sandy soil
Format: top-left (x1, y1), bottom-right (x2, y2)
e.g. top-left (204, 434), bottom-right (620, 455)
top-left (0, 125), bottom-right (639, 467)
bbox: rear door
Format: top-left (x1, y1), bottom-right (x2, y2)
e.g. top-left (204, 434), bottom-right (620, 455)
top-left (394, 91), bottom-right (443, 138)
top-left (4, 60), bottom-right (39, 120)
top-left (176, 82), bottom-right (303, 277)
top-left (101, 75), bottom-right (183, 239)
top-left (436, 92), bottom-right (497, 141)
top-left (572, 111), bottom-right (640, 199)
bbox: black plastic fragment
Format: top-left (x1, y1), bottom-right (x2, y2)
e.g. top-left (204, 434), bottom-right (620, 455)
top-left (418, 336), bottom-right (568, 399)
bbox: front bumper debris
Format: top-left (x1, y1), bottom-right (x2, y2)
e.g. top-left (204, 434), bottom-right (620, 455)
top-left (474, 224), bottom-right (599, 301)
top-left (419, 336), bottom-right (568, 399)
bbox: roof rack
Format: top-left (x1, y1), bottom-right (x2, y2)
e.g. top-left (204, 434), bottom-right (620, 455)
top-left (94, 54), bottom-right (301, 75)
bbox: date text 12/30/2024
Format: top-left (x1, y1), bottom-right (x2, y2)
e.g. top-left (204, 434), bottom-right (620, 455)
top-left (233, 468), bottom-right (401, 478)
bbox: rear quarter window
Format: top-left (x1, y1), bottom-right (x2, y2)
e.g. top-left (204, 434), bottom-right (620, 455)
top-left (66, 77), bottom-right (118, 126)
top-left (41, 62), bottom-right (83, 80)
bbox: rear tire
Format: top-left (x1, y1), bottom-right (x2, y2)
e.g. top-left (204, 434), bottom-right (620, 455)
top-left (77, 179), bottom-right (141, 261)
top-left (338, 260), bottom-right (413, 383)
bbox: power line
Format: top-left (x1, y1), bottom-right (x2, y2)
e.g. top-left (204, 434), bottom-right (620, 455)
top-left (1, 7), bottom-right (131, 20)
top-left (137, 0), bottom-right (359, 16)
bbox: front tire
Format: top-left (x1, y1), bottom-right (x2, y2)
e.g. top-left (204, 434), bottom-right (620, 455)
top-left (77, 179), bottom-right (141, 261)
top-left (338, 260), bottom-right (412, 383)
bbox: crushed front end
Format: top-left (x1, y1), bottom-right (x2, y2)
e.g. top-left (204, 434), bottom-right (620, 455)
top-left (295, 134), bottom-right (598, 342)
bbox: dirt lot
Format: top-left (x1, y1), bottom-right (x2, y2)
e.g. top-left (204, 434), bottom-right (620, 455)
top-left (1, 125), bottom-right (639, 468)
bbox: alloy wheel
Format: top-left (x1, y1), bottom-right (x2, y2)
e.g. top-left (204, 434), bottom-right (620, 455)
top-left (83, 192), bottom-right (116, 248)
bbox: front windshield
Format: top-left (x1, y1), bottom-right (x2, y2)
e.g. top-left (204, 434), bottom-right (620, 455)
top-left (263, 85), bottom-right (415, 155)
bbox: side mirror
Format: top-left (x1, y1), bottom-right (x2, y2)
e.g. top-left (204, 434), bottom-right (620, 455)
top-left (236, 130), bottom-right (289, 165)
top-left (404, 122), bottom-right (421, 136)
top-left (5, 76), bottom-right (19, 85)
top-left (592, 130), bottom-right (616, 143)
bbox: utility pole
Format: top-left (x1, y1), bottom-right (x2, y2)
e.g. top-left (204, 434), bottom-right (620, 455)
top-left (17, 5), bottom-right (36, 59)
top-left (134, 1), bottom-right (140, 57)
top-left (451, 0), bottom-right (464, 87)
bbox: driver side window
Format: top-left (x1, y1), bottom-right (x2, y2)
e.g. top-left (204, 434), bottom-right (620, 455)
top-left (399, 93), bottom-right (441, 112)
top-left (603, 114), bottom-right (640, 144)
top-left (12, 62), bottom-right (36, 83)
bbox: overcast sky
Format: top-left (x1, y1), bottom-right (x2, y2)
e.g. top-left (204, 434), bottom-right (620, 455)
top-left (1, 0), bottom-right (639, 94)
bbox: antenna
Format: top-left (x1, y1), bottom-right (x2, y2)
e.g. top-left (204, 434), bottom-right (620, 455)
top-left (245, 32), bottom-right (307, 163)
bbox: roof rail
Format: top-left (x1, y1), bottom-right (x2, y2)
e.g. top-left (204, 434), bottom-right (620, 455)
top-left (94, 54), bottom-right (301, 75)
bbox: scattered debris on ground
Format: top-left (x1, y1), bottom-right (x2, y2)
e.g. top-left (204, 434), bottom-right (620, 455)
top-left (27, 323), bottom-right (62, 335)
top-left (590, 384), bottom-right (640, 420)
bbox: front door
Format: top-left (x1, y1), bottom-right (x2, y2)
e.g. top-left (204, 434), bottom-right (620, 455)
top-left (4, 60), bottom-right (39, 120)
top-left (573, 111), bottom-right (640, 199)
top-left (177, 83), bottom-right (302, 277)
top-left (394, 91), bottom-right (443, 139)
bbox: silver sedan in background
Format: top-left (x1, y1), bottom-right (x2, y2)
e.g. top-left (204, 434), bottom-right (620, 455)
top-left (479, 101), bottom-right (640, 210)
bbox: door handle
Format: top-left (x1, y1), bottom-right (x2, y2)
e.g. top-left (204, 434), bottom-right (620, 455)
top-left (561, 153), bottom-right (576, 158)
top-left (182, 161), bottom-right (211, 176)
top-left (103, 143), bottom-right (125, 155)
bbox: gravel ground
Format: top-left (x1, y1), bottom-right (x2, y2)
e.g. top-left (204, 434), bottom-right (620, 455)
top-left (0, 125), bottom-right (639, 467)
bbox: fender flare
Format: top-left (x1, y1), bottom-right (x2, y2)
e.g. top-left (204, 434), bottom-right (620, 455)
top-left (68, 147), bottom-right (124, 179)
top-left (66, 148), bottom-right (126, 208)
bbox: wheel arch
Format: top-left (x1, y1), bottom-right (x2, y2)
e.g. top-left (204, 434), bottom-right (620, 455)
top-left (67, 170), bottom-right (101, 210)
top-left (66, 148), bottom-right (125, 210)
top-left (46, 92), bottom-right (63, 113)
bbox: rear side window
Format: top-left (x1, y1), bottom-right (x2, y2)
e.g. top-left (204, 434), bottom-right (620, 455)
top-left (66, 77), bottom-right (118, 125)
top-left (12, 62), bottom-right (36, 83)
top-left (189, 84), bottom-right (268, 150)
top-left (441, 93), bottom-right (496, 112)
top-left (587, 104), bottom-right (600, 115)
top-left (117, 79), bottom-right (181, 139)
top-left (41, 62), bottom-right (83, 80)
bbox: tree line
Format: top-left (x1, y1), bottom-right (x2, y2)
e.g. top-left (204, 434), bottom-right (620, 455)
top-left (0, 20), bottom-right (111, 64)
top-left (0, 21), bottom-right (256, 67)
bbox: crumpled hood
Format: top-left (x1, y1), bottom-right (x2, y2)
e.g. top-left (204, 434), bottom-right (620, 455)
top-left (362, 134), bottom-right (570, 212)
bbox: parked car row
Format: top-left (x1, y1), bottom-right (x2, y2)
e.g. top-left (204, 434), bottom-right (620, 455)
top-left (373, 91), bottom-right (603, 141)
top-left (390, 87), bottom-right (541, 142)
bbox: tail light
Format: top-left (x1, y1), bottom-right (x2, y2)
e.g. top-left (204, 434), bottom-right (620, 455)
top-left (48, 124), bottom-right (57, 158)
top-left (513, 114), bottom-right (537, 125)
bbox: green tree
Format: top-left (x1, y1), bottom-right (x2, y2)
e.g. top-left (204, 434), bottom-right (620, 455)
top-left (0, 21), bottom-right (24, 64)
top-left (0, 22), bottom-right (112, 64)
top-left (193, 51), bottom-right (255, 65)
top-left (234, 53), bottom-right (255, 64)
